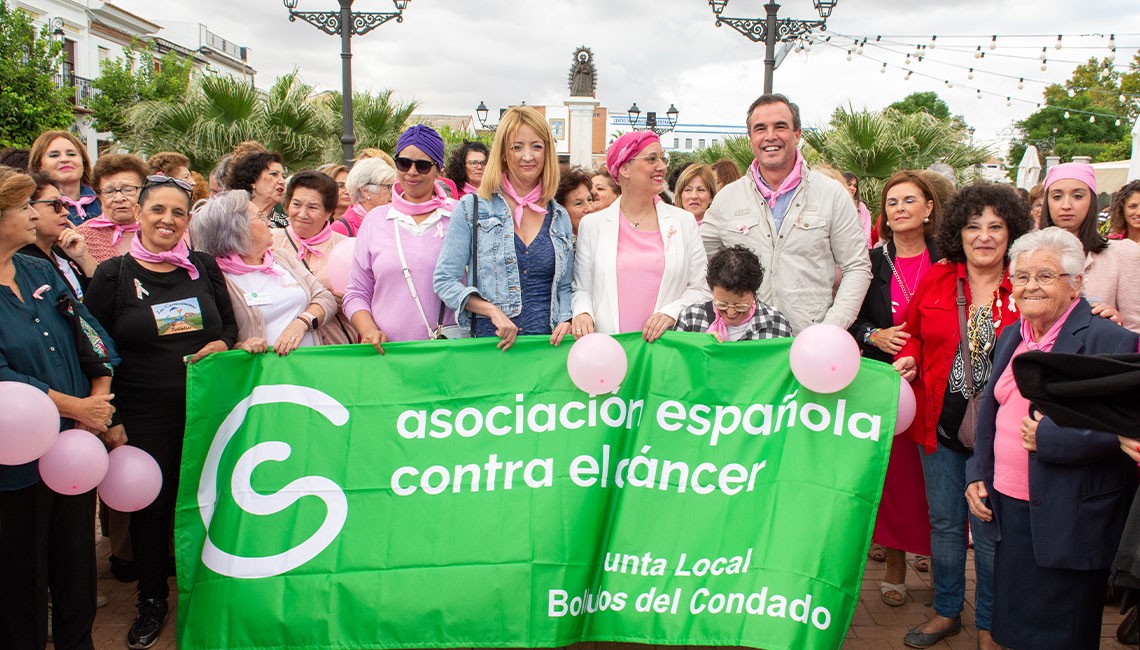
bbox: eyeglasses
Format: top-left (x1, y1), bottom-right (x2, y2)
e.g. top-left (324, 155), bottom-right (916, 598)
top-left (31, 199), bottom-right (65, 212)
top-left (1012, 271), bottom-right (1071, 287)
top-left (99, 185), bottom-right (142, 198)
top-left (145, 174), bottom-right (194, 195)
top-left (712, 299), bottom-right (754, 315)
top-left (466, 159), bottom-right (487, 169)
top-left (633, 153), bottom-right (670, 166)
top-left (394, 157), bottom-right (436, 174)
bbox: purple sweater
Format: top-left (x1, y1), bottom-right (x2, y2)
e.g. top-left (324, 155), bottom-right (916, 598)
top-left (342, 205), bottom-right (456, 342)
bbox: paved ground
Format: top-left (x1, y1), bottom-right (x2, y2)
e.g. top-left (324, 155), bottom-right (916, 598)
top-left (83, 540), bottom-right (1133, 650)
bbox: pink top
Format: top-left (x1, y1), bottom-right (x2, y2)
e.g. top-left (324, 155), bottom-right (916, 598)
top-left (857, 202), bottom-right (873, 247)
top-left (76, 221), bottom-right (134, 263)
top-left (889, 252), bottom-right (932, 326)
top-left (992, 299), bottom-right (1080, 500)
top-left (615, 214), bottom-right (665, 333)
top-left (341, 205), bottom-right (454, 342)
top-left (331, 203), bottom-right (367, 236)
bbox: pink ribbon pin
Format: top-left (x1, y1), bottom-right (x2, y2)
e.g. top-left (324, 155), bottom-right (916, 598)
top-left (32, 284), bottom-right (51, 300)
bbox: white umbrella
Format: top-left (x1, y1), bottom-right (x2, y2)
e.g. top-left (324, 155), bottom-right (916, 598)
top-left (1016, 145), bottom-right (1042, 190)
top-left (1128, 116), bottom-right (1140, 182)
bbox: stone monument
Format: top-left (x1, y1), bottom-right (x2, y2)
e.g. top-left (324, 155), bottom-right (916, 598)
top-left (565, 47), bottom-right (600, 168)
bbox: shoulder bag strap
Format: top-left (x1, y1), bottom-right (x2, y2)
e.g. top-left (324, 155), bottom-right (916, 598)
top-left (337, 217), bottom-right (355, 237)
top-left (956, 277), bottom-right (976, 397)
top-left (392, 218), bottom-right (436, 339)
top-left (470, 194), bottom-right (479, 337)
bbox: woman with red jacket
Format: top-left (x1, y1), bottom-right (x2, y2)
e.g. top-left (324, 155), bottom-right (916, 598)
top-left (892, 184), bottom-right (1033, 650)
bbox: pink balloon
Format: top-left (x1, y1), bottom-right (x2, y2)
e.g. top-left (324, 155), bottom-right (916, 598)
top-left (326, 237), bottom-right (357, 294)
top-left (789, 323), bottom-right (861, 394)
top-left (98, 446), bottom-right (162, 513)
top-left (0, 381), bottom-right (60, 465)
top-left (567, 333), bottom-right (628, 395)
top-left (896, 377), bottom-right (917, 435)
top-left (39, 429), bottom-right (109, 495)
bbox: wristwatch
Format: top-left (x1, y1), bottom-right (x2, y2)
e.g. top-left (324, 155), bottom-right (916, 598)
top-left (297, 312), bottom-right (317, 330)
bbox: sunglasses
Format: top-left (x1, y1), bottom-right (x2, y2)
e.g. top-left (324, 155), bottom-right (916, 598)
top-left (31, 198), bottom-right (65, 213)
top-left (145, 174), bottom-right (194, 195)
top-left (394, 157), bottom-right (436, 174)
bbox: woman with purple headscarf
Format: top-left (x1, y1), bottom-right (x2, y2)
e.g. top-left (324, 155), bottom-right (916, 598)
top-left (571, 131), bottom-right (710, 341)
top-left (343, 125), bottom-right (460, 350)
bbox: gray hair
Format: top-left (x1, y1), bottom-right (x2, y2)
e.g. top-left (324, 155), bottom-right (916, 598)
top-left (345, 158), bottom-right (396, 203)
top-left (190, 189), bottom-right (252, 257)
top-left (1008, 226), bottom-right (1085, 281)
top-left (209, 155), bottom-right (232, 189)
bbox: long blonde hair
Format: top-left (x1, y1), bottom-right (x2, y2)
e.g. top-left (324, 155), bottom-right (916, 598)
top-left (480, 106), bottom-right (559, 203)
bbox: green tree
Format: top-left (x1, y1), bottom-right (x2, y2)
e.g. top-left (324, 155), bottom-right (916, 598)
top-left (692, 135), bottom-right (754, 174)
top-left (323, 88), bottom-right (418, 158)
top-left (887, 91), bottom-right (952, 121)
top-left (0, 0), bottom-right (74, 147)
top-left (804, 106), bottom-right (988, 212)
top-left (1008, 54), bottom-right (1139, 173)
top-left (124, 71), bottom-right (333, 173)
top-left (435, 125), bottom-right (492, 162)
top-left (89, 44), bottom-right (193, 141)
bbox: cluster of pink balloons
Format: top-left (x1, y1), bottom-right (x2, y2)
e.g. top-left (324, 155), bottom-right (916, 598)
top-left (567, 333), bottom-right (628, 395)
top-left (788, 324), bottom-right (913, 435)
top-left (0, 382), bottom-right (162, 510)
top-left (326, 238), bottom-right (357, 294)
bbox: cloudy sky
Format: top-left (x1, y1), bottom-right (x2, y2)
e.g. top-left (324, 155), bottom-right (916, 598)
top-left (113, 0), bottom-right (1139, 159)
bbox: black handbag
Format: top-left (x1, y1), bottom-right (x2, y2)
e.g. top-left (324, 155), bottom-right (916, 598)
top-left (954, 278), bottom-right (982, 450)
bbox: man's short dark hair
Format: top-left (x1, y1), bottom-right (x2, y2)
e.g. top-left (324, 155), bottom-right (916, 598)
top-left (707, 245), bottom-right (764, 294)
top-left (745, 94), bottom-right (801, 131)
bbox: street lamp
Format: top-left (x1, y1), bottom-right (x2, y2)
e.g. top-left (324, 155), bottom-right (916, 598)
top-left (627, 102), bottom-right (679, 136)
top-left (474, 101), bottom-right (526, 131)
top-left (708, 0), bottom-right (837, 93)
top-left (283, 0), bottom-right (411, 165)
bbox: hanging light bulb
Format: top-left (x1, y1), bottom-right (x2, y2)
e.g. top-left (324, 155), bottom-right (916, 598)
top-left (1041, 59), bottom-right (1048, 72)
top-left (905, 70), bottom-right (912, 80)
top-left (1121, 94), bottom-right (1127, 103)
top-left (1117, 119), bottom-right (1123, 126)
top-left (881, 63), bottom-right (887, 74)
top-left (946, 80), bottom-right (953, 88)
top-left (968, 68), bottom-right (975, 80)
top-left (977, 90), bottom-right (982, 99)
top-left (856, 44), bottom-right (863, 55)
top-left (1108, 34), bottom-right (1116, 52)
top-left (929, 35), bottom-right (936, 49)
top-left (905, 55), bottom-right (911, 64)
top-left (1055, 34), bottom-right (1063, 50)
top-left (1063, 111), bottom-right (1070, 119)
top-left (846, 50), bottom-right (852, 61)
top-left (1006, 97), bottom-right (1012, 107)
top-left (974, 46), bottom-right (982, 59)
top-left (990, 35), bottom-right (997, 50)
top-left (1018, 78), bottom-right (1024, 90)
top-left (1089, 115), bottom-right (1096, 123)
top-left (1040, 47), bottom-right (1047, 60)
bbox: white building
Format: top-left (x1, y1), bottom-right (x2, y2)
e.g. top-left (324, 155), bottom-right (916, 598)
top-left (15, 0), bottom-right (254, 159)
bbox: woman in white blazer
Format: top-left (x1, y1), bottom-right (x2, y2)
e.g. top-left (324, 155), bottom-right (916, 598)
top-left (571, 131), bottom-right (710, 341)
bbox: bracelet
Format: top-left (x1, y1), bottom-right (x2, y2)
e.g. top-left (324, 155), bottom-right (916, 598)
top-left (296, 312), bottom-right (316, 330)
top-left (865, 328), bottom-right (879, 346)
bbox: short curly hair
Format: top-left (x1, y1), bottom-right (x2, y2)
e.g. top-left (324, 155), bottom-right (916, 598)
top-left (147, 151), bottom-right (190, 177)
top-left (226, 151), bottom-right (283, 193)
top-left (936, 183), bottom-right (1033, 264)
top-left (1109, 180), bottom-right (1140, 239)
top-left (92, 154), bottom-right (149, 191)
top-left (556, 166), bottom-right (593, 206)
top-left (444, 141), bottom-right (489, 190)
top-left (285, 170), bottom-right (338, 214)
top-left (707, 244), bottom-right (764, 294)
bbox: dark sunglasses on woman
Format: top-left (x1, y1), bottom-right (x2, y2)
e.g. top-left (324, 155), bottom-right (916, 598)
top-left (145, 174), bottom-right (195, 194)
top-left (394, 157), bottom-right (436, 174)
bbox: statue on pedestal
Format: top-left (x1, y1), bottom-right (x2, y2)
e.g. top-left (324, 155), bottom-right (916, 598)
top-left (568, 47), bottom-right (597, 98)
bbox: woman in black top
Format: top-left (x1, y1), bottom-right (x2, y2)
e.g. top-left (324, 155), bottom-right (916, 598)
top-left (85, 176), bottom-right (240, 650)
top-left (19, 172), bottom-right (98, 299)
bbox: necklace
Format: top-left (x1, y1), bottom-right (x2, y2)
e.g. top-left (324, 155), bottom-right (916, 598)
top-left (884, 250), bottom-right (927, 306)
top-left (622, 206), bottom-right (656, 230)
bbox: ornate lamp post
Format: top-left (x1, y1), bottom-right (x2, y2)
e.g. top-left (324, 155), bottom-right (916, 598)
top-left (708, 0), bottom-right (837, 93)
top-left (474, 101), bottom-right (528, 132)
top-left (627, 102), bottom-right (679, 136)
top-left (282, 0), bottom-right (411, 165)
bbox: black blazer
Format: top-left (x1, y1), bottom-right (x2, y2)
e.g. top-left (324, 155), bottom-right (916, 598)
top-left (966, 300), bottom-right (1139, 570)
top-left (849, 239), bottom-right (940, 363)
top-left (17, 243), bottom-right (90, 298)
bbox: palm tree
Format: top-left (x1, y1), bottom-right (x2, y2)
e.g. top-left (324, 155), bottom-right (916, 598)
top-left (804, 106), bottom-right (989, 212)
top-left (693, 135), bottom-right (754, 174)
top-left (321, 89), bottom-right (418, 159)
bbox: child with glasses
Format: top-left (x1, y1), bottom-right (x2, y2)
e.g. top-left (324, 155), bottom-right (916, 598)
top-left (675, 245), bottom-right (792, 342)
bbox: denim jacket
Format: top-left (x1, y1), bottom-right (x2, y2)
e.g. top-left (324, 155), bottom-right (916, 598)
top-left (433, 192), bottom-right (574, 330)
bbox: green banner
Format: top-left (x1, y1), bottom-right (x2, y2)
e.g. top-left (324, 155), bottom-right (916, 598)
top-left (177, 332), bottom-right (896, 650)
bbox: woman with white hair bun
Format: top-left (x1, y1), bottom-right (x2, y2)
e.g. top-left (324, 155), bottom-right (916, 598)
top-left (191, 190), bottom-right (337, 355)
top-left (333, 158), bottom-right (396, 237)
top-left (966, 226), bottom-right (1139, 650)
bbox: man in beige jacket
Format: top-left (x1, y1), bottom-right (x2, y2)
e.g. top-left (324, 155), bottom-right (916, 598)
top-left (701, 94), bottom-right (871, 334)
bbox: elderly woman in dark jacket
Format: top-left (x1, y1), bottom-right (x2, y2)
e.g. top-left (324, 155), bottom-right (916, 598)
top-left (966, 227), bottom-right (1139, 650)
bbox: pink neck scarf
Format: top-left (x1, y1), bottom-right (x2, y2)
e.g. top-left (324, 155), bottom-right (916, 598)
top-left (707, 301), bottom-right (758, 341)
top-left (462, 182), bottom-right (479, 196)
top-left (1019, 299), bottom-right (1080, 351)
top-left (215, 250), bottom-right (284, 277)
top-left (84, 216), bottom-right (140, 245)
top-left (287, 223), bottom-right (333, 260)
top-left (749, 149), bottom-right (806, 208)
top-left (500, 174), bottom-right (545, 228)
top-left (129, 235), bottom-right (199, 280)
top-left (61, 194), bottom-right (97, 219)
top-left (390, 182), bottom-right (450, 219)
